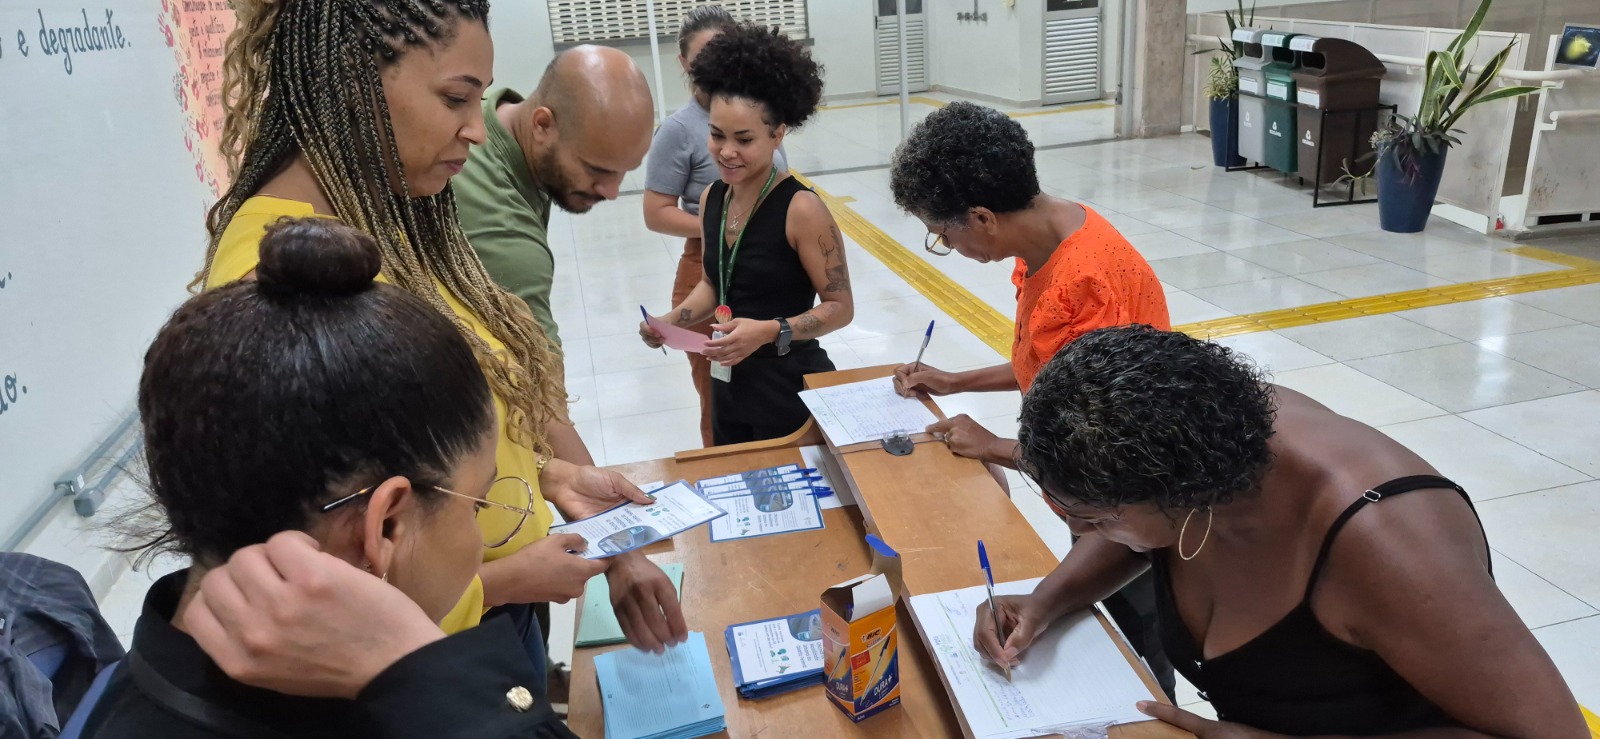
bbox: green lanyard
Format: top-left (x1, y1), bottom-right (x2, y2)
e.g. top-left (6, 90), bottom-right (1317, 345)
top-left (717, 167), bottom-right (780, 307)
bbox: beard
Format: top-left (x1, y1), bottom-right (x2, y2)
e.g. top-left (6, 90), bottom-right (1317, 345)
top-left (534, 149), bottom-right (602, 214)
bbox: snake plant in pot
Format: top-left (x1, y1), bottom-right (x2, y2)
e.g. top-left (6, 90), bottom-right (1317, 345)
top-left (1371, 0), bottom-right (1542, 232)
top-left (1194, 1), bottom-right (1256, 167)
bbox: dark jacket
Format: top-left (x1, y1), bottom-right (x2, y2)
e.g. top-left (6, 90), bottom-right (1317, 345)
top-left (79, 570), bottom-right (577, 739)
top-left (0, 553), bottom-right (126, 739)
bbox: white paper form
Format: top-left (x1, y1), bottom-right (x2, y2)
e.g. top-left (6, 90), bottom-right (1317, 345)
top-left (798, 377), bottom-right (941, 446)
top-left (908, 578), bottom-right (1149, 739)
top-left (549, 481), bottom-right (725, 559)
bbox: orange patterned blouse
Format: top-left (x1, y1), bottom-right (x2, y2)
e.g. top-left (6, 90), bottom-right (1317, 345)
top-left (1010, 206), bottom-right (1170, 393)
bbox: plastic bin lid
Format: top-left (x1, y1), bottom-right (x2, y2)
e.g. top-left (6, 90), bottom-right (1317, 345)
top-left (1290, 37), bottom-right (1386, 80)
top-left (1259, 31), bottom-right (1299, 48)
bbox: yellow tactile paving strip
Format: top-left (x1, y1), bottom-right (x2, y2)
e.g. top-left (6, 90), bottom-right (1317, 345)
top-left (798, 170), bottom-right (1600, 354)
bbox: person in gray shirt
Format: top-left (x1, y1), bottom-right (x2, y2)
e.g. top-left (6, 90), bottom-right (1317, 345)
top-left (643, 5), bottom-right (786, 447)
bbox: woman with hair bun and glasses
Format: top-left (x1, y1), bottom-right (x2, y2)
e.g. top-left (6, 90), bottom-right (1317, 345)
top-left (642, 4), bottom-right (788, 447)
top-left (83, 219), bottom-right (576, 739)
top-left (984, 325), bottom-right (1584, 737)
top-left (639, 22), bottom-right (851, 445)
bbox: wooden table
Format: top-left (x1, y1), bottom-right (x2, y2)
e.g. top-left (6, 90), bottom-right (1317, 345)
top-left (569, 367), bottom-right (1187, 739)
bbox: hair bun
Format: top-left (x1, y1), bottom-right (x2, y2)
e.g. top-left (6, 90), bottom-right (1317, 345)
top-left (255, 218), bottom-right (382, 296)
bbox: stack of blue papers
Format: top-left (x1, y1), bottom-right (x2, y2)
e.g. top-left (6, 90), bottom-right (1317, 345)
top-left (725, 609), bottom-right (827, 700)
top-left (594, 632), bottom-right (727, 739)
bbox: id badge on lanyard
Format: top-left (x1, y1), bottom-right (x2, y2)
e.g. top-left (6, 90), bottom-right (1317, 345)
top-left (713, 168), bottom-right (778, 384)
top-left (711, 305), bottom-right (734, 383)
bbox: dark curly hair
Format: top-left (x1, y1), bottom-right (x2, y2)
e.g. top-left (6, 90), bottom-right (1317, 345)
top-left (131, 218), bottom-right (494, 566)
top-left (1016, 325), bottom-right (1277, 513)
top-left (689, 22), bottom-right (824, 129)
top-left (890, 101), bottom-right (1040, 228)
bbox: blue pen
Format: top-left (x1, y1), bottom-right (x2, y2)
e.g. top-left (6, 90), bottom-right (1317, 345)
top-left (911, 320), bottom-right (934, 372)
top-left (978, 540), bottom-right (1011, 681)
top-left (640, 306), bottom-right (668, 355)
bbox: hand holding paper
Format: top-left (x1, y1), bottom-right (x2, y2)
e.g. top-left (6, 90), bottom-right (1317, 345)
top-left (642, 307), bottom-right (710, 354)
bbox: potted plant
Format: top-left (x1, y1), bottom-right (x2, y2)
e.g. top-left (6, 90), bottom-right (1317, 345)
top-left (1194, 1), bottom-right (1255, 167)
top-left (1371, 0), bottom-right (1542, 232)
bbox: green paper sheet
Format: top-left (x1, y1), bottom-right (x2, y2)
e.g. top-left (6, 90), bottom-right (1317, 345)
top-left (575, 563), bottom-right (686, 647)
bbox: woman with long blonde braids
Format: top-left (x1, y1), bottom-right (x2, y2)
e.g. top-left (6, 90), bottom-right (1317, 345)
top-left (199, 0), bottom-right (687, 692)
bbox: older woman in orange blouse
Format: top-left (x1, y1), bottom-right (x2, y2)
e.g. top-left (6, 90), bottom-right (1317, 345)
top-left (890, 101), bottom-right (1169, 462)
top-left (888, 101), bottom-right (1174, 698)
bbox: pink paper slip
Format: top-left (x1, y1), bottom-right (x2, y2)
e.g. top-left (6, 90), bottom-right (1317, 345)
top-left (645, 310), bottom-right (710, 354)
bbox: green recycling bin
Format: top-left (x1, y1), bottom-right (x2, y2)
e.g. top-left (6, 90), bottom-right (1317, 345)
top-left (1291, 36), bottom-right (1386, 184)
top-left (1260, 31), bottom-right (1301, 174)
top-left (1232, 28), bottom-right (1270, 166)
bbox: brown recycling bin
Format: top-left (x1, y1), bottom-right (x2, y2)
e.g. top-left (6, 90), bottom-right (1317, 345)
top-left (1291, 36), bottom-right (1386, 185)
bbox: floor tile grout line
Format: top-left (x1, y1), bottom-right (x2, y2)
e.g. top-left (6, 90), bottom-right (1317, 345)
top-left (1494, 544), bottom-right (1600, 618)
top-left (1454, 403), bottom-right (1599, 482)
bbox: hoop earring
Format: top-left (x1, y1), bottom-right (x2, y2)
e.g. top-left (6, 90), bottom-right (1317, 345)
top-left (1178, 508), bottom-right (1213, 561)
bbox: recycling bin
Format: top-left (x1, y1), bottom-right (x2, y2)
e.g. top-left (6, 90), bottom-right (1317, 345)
top-left (1260, 31), bottom-right (1302, 174)
top-left (1291, 36), bottom-right (1386, 184)
top-left (1231, 28), bottom-right (1271, 166)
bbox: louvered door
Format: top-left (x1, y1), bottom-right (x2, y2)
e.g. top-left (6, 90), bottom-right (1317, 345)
top-left (1042, 0), bottom-right (1102, 104)
top-left (875, 0), bottom-right (928, 96)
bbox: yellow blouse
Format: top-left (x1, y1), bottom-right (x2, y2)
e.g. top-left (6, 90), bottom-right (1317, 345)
top-left (206, 196), bottom-right (554, 632)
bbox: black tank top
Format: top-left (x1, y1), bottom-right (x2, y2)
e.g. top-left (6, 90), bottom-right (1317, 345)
top-left (702, 177), bottom-right (819, 357)
top-left (1153, 475), bottom-right (1488, 735)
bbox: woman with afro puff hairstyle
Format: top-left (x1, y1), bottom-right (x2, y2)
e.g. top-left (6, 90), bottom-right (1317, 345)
top-left (640, 22), bottom-right (853, 445)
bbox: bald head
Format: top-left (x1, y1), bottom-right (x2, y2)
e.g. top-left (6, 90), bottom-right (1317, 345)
top-left (533, 45), bottom-right (654, 134)
top-left (521, 45), bottom-right (655, 213)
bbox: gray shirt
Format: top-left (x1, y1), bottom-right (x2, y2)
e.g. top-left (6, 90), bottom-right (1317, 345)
top-left (644, 98), bottom-right (788, 216)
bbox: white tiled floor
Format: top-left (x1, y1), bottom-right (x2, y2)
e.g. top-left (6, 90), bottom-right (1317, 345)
top-left (100, 101), bottom-right (1600, 720)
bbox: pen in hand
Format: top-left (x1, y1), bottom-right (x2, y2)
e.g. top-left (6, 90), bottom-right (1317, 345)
top-left (911, 319), bottom-right (934, 373)
top-left (640, 306), bottom-right (668, 356)
top-left (978, 539), bottom-right (1010, 681)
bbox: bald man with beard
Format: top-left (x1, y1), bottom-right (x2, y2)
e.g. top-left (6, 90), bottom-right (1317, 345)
top-left (455, 45), bottom-right (655, 350)
top-left (452, 46), bottom-right (683, 701)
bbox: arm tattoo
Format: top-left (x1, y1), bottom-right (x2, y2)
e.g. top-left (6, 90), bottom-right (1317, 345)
top-left (794, 313), bottom-right (824, 339)
top-left (818, 225), bottom-right (850, 294)
top-left (675, 308), bottom-right (693, 326)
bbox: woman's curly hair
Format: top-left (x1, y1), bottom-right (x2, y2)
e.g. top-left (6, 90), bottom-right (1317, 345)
top-left (890, 101), bottom-right (1040, 228)
top-left (689, 22), bottom-right (824, 129)
top-left (1017, 325), bottom-right (1278, 512)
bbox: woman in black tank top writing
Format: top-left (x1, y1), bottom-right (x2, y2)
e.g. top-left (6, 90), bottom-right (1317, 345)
top-left (978, 326), bottom-right (1583, 737)
top-left (640, 23), bottom-right (852, 445)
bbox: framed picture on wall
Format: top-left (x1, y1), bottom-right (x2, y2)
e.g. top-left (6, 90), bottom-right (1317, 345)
top-left (1556, 24), bottom-right (1600, 69)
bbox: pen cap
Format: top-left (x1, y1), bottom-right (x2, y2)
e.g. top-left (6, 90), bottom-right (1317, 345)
top-left (866, 533), bottom-right (905, 596)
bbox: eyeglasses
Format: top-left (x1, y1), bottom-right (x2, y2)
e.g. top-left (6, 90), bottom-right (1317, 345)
top-left (924, 230), bottom-right (953, 256)
top-left (1015, 469), bottom-right (1122, 525)
top-left (321, 476), bottom-right (537, 548)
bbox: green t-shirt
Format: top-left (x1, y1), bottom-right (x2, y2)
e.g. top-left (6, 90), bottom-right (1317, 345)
top-left (454, 88), bottom-right (559, 346)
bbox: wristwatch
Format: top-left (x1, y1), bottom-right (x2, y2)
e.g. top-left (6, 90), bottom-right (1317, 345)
top-left (773, 317), bottom-right (793, 356)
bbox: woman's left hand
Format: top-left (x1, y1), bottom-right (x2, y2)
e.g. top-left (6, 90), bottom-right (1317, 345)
top-left (1136, 701), bottom-right (1283, 738)
top-left (545, 462), bottom-right (657, 520)
top-left (703, 318), bottom-right (779, 367)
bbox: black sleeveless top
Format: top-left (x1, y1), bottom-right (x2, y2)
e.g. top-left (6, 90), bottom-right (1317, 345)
top-left (702, 177), bottom-right (819, 356)
top-left (1153, 475), bottom-right (1487, 735)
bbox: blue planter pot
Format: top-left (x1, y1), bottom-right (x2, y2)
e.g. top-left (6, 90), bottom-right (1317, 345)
top-left (1210, 97), bottom-right (1246, 168)
top-left (1376, 145), bottom-right (1448, 233)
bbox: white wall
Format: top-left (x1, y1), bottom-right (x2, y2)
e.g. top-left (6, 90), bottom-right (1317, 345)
top-left (925, 0), bottom-right (1122, 107)
top-left (487, 2), bottom-right (879, 118)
